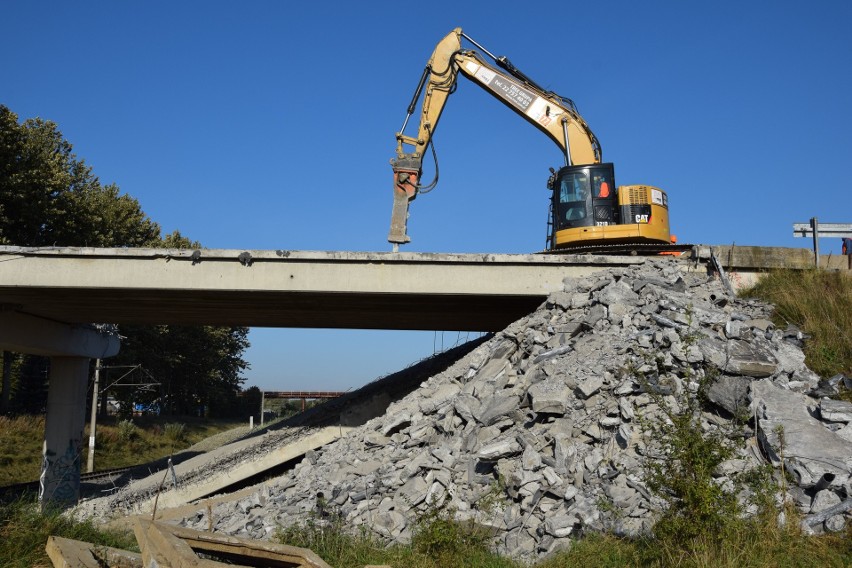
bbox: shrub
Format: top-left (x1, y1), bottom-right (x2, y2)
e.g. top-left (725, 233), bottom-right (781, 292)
top-left (116, 419), bottom-right (138, 442)
top-left (633, 347), bottom-right (744, 544)
top-left (163, 423), bottom-right (186, 443)
top-left (641, 381), bottom-right (742, 543)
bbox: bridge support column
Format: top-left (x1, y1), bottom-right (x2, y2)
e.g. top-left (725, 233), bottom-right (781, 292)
top-left (39, 356), bottom-right (89, 510)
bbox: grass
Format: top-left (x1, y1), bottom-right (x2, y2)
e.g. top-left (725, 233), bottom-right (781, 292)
top-left (0, 415), bottom-right (244, 486)
top-left (0, 415), bottom-right (44, 486)
top-left (2, 500), bottom-right (849, 568)
top-left (536, 522), bottom-right (852, 568)
top-left (0, 497), bottom-right (137, 568)
top-left (275, 515), bottom-right (520, 568)
top-left (741, 268), bottom-right (851, 378)
top-left (270, 513), bottom-right (852, 568)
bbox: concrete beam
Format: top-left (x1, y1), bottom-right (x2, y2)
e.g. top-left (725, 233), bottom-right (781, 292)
top-left (1, 245), bottom-right (842, 332)
top-left (0, 246), bottom-right (644, 331)
top-left (691, 245), bottom-right (851, 290)
top-left (691, 244), bottom-right (850, 270)
top-left (0, 311), bottom-right (119, 358)
top-left (155, 426), bottom-right (351, 511)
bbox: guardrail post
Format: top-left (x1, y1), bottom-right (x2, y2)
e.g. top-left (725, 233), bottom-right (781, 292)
top-left (793, 220), bottom-right (852, 268)
top-left (810, 217), bottom-right (820, 267)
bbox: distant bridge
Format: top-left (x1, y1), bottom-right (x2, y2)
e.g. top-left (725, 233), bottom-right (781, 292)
top-left (263, 391), bottom-right (346, 411)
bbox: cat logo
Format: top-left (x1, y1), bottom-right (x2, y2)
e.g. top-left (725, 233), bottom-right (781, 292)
top-left (635, 214), bottom-right (649, 223)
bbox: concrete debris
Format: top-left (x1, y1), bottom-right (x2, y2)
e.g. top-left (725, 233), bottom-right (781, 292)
top-left (820, 400), bottom-right (852, 423)
top-left (77, 258), bottom-right (852, 561)
top-left (751, 380), bottom-right (852, 487)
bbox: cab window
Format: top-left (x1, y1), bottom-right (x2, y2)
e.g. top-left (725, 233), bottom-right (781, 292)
top-left (559, 172), bottom-right (589, 222)
top-left (593, 173), bottom-right (611, 198)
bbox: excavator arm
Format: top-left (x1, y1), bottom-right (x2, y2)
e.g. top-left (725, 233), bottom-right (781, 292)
top-left (388, 28), bottom-right (602, 246)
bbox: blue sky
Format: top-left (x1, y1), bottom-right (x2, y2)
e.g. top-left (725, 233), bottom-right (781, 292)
top-left (3, 1), bottom-right (851, 391)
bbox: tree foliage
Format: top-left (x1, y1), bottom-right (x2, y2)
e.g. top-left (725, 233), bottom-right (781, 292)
top-left (0, 105), bottom-right (160, 247)
top-left (111, 325), bottom-right (250, 417)
top-left (0, 105), bottom-right (250, 417)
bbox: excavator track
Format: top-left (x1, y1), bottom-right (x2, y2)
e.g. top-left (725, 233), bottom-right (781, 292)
top-left (538, 243), bottom-right (695, 256)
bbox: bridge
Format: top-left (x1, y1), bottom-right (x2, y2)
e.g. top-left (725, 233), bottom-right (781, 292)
top-left (0, 244), bottom-right (847, 507)
top-left (262, 391), bottom-right (347, 412)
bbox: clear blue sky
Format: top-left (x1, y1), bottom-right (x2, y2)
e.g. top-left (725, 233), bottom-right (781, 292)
top-left (3, 1), bottom-right (850, 391)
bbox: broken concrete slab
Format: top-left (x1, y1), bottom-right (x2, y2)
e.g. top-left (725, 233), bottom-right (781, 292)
top-left (820, 399), bottom-right (852, 423)
top-left (707, 375), bottom-right (752, 416)
top-left (751, 380), bottom-right (852, 487)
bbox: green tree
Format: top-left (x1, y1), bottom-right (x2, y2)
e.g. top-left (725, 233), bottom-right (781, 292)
top-left (1, 105), bottom-right (160, 413)
top-left (0, 105), bottom-right (159, 247)
top-left (111, 324), bottom-right (249, 417)
top-left (0, 106), bottom-right (250, 418)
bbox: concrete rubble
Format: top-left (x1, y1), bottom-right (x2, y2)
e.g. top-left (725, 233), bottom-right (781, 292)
top-left (79, 258), bottom-right (852, 561)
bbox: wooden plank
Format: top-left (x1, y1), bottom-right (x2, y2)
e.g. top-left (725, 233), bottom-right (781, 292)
top-left (46, 536), bottom-right (101, 568)
top-left (135, 519), bottom-right (332, 568)
top-left (46, 536), bottom-right (142, 568)
top-left (165, 523), bottom-right (332, 568)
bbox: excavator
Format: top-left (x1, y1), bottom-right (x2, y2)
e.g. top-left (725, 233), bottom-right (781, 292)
top-left (388, 28), bottom-right (676, 253)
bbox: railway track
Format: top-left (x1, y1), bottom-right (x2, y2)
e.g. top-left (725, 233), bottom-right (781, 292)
top-left (0, 465), bottom-right (135, 500)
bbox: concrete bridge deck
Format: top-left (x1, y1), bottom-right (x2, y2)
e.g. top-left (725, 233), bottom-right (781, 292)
top-left (0, 246), bottom-right (650, 332)
top-left (2, 245), bottom-right (845, 336)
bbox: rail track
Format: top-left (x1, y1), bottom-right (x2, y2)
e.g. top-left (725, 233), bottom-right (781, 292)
top-left (0, 465), bottom-right (136, 500)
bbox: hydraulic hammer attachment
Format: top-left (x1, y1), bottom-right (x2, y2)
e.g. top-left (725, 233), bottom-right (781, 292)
top-left (388, 156), bottom-right (420, 248)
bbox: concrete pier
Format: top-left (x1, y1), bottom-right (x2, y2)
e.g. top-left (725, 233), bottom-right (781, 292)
top-left (39, 357), bottom-right (90, 508)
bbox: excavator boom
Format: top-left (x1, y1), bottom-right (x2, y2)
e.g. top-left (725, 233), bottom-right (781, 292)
top-left (389, 28), bottom-right (599, 246)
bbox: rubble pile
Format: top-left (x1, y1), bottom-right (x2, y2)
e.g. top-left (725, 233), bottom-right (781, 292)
top-left (173, 258), bottom-right (852, 560)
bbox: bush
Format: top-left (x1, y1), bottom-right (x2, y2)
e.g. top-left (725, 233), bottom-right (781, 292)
top-left (116, 419), bottom-right (138, 442)
top-left (641, 382), bottom-right (742, 543)
top-left (163, 423), bottom-right (186, 443)
top-left (631, 339), bottom-right (744, 545)
top-left (412, 510), bottom-right (482, 559)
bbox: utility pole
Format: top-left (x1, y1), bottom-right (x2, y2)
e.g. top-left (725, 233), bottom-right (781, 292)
top-left (86, 359), bottom-right (101, 473)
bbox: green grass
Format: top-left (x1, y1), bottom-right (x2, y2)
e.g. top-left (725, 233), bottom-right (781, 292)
top-left (271, 514), bottom-right (852, 568)
top-left (2, 501), bottom-right (848, 568)
top-left (275, 515), bottom-right (520, 568)
top-left (0, 415), bottom-right (45, 486)
top-left (536, 522), bottom-right (852, 568)
top-left (0, 497), bottom-right (137, 568)
top-left (0, 415), bottom-right (244, 486)
top-left (741, 268), bottom-right (852, 378)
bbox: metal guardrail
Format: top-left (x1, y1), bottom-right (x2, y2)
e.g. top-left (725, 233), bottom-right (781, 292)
top-left (792, 218), bottom-right (852, 267)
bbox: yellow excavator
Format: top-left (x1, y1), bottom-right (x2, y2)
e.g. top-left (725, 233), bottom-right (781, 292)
top-left (388, 28), bottom-right (676, 253)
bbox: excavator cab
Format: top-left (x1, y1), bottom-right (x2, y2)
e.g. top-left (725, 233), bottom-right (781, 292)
top-left (549, 163), bottom-right (672, 250)
top-left (551, 163), bottom-right (618, 231)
